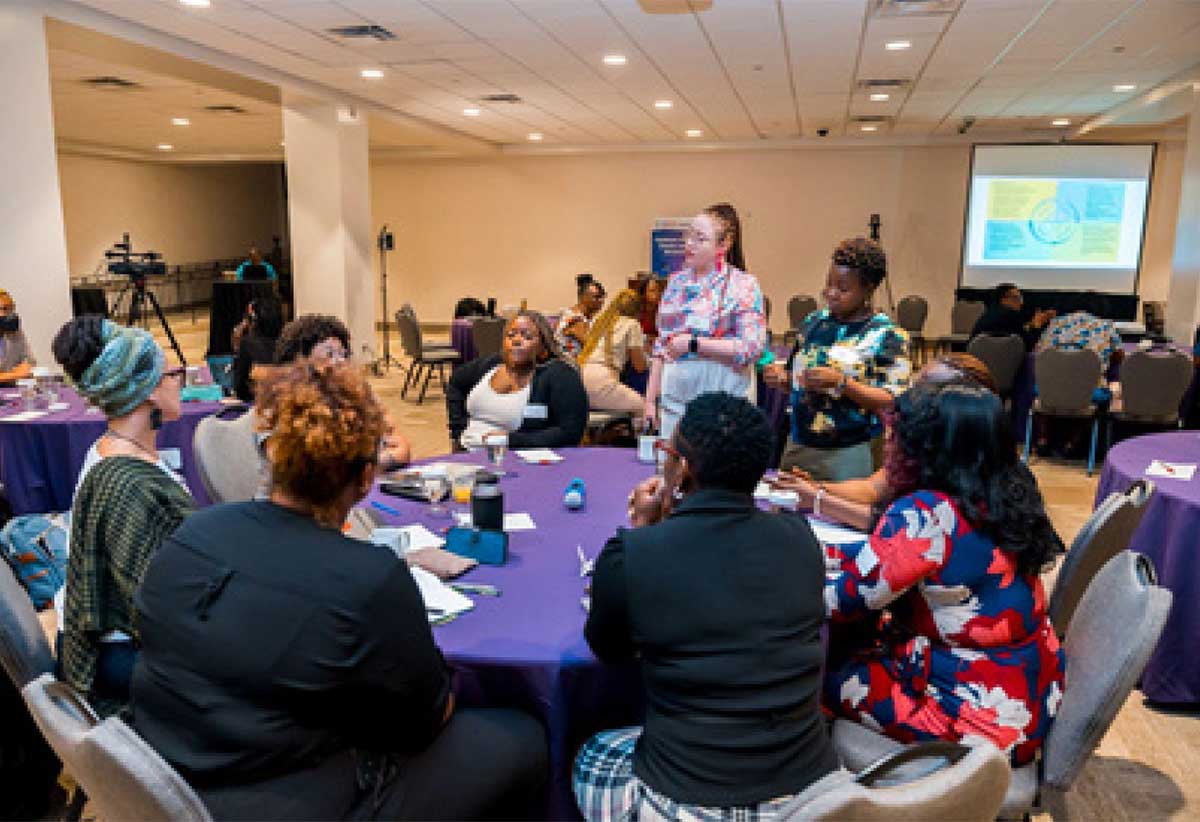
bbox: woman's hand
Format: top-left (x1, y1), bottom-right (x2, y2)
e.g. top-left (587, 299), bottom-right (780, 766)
top-left (762, 362), bottom-right (790, 390)
top-left (627, 476), bottom-right (670, 527)
top-left (663, 333), bottom-right (692, 362)
top-left (803, 366), bottom-right (845, 395)
top-left (771, 469), bottom-right (821, 509)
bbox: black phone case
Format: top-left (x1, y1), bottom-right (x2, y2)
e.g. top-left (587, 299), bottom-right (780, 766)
top-left (379, 482), bottom-right (428, 503)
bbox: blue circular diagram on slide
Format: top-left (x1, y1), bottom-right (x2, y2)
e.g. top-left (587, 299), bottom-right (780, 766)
top-left (1027, 197), bottom-right (1080, 245)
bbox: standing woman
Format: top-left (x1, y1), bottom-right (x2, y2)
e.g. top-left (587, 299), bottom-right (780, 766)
top-left (645, 203), bottom-right (767, 440)
top-left (579, 288), bottom-right (648, 426)
top-left (555, 273), bottom-right (607, 360)
top-left (763, 238), bottom-right (910, 481)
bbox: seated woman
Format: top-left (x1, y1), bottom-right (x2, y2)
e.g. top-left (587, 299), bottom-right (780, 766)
top-left (0, 289), bottom-right (34, 384)
top-left (447, 311), bottom-right (587, 450)
top-left (51, 317), bottom-right (192, 716)
top-left (576, 393), bottom-right (838, 820)
top-left (824, 379), bottom-right (1065, 766)
top-left (131, 361), bottom-right (547, 820)
top-left (275, 313), bottom-right (410, 468)
top-left (772, 353), bottom-right (996, 531)
top-left (232, 294), bottom-right (283, 402)
top-left (578, 288), bottom-right (648, 427)
top-left (555, 272), bottom-right (606, 360)
top-left (638, 276), bottom-right (663, 348)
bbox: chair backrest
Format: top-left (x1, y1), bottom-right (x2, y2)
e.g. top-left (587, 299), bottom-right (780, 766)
top-left (784, 742), bottom-right (1009, 821)
top-left (22, 674), bottom-right (212, 821)
top-left (951, 301), bottom-right (986, 334)
top-left (1034, 348), bottom-right (1102, 413)
top-left (394, 309), bottom-right (422, 358)
top-left (966, 334), bottom-right (1025, 394)
top-left (472, 317), bottom-right (507, 359)
top-left (788, 295), bottom-right (819, 329)
top-left (1048, 479), bottom-right (1154, 635)
top-left (1142, 301), bottom-right (1165, 335)
top-left (192, 409), bottom-right (260, 504)
top-left (763, 295), bottom-right (772, 323)
top-left (0, 562), bottom-right (55, 688)
top-left (1118, 351), bottom-right (1193, 422)
top-left (1042, 551), bottom-right (1171, 791)
top-left (895, 295), bottom-right (929, 334)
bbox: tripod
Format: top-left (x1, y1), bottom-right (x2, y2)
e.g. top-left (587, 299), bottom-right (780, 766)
top-left (111, 276), bottom-right (187, 366)
top-left (372, 225), bottom-right (402, 373)
top-left (869, 214), bottom-right (896, 317)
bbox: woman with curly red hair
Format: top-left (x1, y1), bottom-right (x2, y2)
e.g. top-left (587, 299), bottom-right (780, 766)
top-left (764, 237), bottom-right (912, 481)
top-left (131, 361), bottom-right (546, 820)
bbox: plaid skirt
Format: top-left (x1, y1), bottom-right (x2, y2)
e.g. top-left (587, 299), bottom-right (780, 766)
top-left (573, 727), bottom-right (794, 822)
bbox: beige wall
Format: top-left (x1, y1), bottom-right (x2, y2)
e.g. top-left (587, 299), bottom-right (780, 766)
top-left (57, 153), bottom-right (285, 278)
top-left (372, 142), bottom-right (1185, 337)
top-left (1139, 140), bottom-right (1186, 305)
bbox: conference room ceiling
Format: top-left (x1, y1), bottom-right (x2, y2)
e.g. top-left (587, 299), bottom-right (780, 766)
top-left (54, 0), bottom-right (1200, 154)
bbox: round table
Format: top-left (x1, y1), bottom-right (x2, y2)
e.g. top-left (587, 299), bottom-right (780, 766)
top-left (1095, 431), bottom-right (1200, 703)
top-left (0, 386), bottom-right (224, 513)
top-left (364, 447), bottom-right (649, 819)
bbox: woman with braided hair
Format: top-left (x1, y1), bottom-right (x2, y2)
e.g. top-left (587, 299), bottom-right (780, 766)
top-left (645, 202), bottom-right (767, 440)
top-left (764, 237), bottom-right (912, 481)
top-left (50, 316), bottom-right (192, 716)
top-left (579, 288), bottom-right (648, 427)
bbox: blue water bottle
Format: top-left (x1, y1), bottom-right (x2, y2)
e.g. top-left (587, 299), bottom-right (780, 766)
top-left (563, 478), bottom-right (586, 511)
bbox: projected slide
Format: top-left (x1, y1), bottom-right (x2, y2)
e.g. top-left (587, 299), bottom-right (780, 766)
top-left (968, 176), bottom-right (1148, 270)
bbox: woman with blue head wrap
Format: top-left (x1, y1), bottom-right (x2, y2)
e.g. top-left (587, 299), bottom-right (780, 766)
top-left (51, 316), bottom-right (193, 716)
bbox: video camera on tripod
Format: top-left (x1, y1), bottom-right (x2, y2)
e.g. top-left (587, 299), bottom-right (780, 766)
top-left (106, 233), bottom-right (185, 365)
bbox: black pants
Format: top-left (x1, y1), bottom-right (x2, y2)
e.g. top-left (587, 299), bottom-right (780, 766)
top-left (198, 708), bottom-right (548, 821)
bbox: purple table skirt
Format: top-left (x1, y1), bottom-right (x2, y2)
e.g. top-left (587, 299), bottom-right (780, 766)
top-left (0, 386), bottom-right (224, 513)
top-left (365, 448), bottom-right (650, 819)
top-left (450, 318), bottom-right (477, 364)
top-left (1095, 431), bottom-right (1200, 703)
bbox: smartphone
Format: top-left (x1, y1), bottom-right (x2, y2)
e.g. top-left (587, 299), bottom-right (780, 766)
top-left (380, 481), bottom-right (428, 502)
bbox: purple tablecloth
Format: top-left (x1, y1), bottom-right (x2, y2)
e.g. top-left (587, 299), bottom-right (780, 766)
top-left (1095, 431), bottom-right (1200, 703)
top-left (0, 386), bottom-right (223, 513)
top-left (450, 318), bottom-right (477, 364)
top-left (365, 448), bottom-right (650, 819)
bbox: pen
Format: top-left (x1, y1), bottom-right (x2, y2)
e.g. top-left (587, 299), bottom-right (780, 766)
top-left (450, 583), bottom-right (501, 597)
top-left (370, 500), bottom-right (402, 517)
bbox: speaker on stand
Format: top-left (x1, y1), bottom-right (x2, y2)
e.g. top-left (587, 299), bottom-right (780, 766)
top-left (869, 213), bottom-right (896, 318)
top-left (372, 225), bottom-right (402, 374)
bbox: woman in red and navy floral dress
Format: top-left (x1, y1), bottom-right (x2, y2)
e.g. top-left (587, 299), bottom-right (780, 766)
top-left (824, 378), bottom-right (1066, 766)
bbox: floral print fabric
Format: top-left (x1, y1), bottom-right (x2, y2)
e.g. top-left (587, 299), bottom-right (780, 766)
top-left (1035, 311), bottom-right (1121, 364)
top-left (823, 490), bottom-right (1065, 766)
top-left (556, 307), bottom-right (589, 360)
top-left (652, 263), bottom-right (766, 368)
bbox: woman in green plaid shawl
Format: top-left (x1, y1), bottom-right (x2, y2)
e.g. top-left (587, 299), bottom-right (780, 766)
top-left (52, 317), bottom-right (192, 716)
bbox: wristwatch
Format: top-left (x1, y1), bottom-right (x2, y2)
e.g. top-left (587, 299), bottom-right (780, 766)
top-left (688, 333), bottom-right (699, 354)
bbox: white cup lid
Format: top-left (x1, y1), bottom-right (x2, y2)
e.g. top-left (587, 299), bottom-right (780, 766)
top-left (768, 489), bottom-right (799, 508)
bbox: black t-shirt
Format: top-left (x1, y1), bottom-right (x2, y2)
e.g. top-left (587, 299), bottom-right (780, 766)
top-left (131, 501), bottom-right (451, 788)
top-left (585, 489), bottom-right (837, 807)
top-left (970, 305), bottom-right (1040, 350)
top-left (232, 333), bottom-right (277, 402)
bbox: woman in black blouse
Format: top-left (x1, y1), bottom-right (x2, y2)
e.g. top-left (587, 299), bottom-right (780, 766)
top-left (131, 361), bottom-right (546, 820)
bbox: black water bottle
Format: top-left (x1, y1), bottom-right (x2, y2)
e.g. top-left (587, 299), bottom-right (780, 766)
top-left (471, 482), bottom-right (504, 531)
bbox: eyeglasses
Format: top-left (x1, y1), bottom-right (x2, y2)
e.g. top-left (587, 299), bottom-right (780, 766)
top-left (684, 230), bottom-right (714, 245)
top-left (162, 366), bottom-right (186, 381)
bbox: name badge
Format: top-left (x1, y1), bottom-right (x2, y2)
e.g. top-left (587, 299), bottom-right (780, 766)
top-left (523, 403), bottom-right (548, 420)
top-left (159, 448), bottom-right (183, 472)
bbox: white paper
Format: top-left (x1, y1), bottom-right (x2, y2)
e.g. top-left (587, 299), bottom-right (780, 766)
top-left (0, 410), bottom-right (49, 422)
top-left (415, 462), bottom-right (484, 480)
top-left (514, 449), bottom-right (563, 463)
top-left (370, 524), bottom-right (445, 556)
top-left (807, 517), bottom-right (868, 546)
top-left (454, 512), bottom-right (537, 531)
top-left (408, 566), bottom-right (474, 622)
top-left (1145, 460), bottom-right (1197, 481)
top-left (47, 402), bottom-right (70, 412)
top-left (753, 481), bottom-right (772, 501)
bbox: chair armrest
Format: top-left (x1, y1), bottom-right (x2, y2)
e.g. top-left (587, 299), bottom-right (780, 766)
top-left (856, 741), bottom-right (970, 787)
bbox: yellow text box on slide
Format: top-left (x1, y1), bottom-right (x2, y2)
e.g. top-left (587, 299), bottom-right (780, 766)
top-left (987, 180), bottom-right (1057, 221)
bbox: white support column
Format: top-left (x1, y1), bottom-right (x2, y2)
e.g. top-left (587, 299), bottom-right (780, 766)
top-left (0, 0), bottom-right (72, 366)
top-left (1165, 87), bottom-right (1200, 345)
top-left (281, 93), bottom-right (375, 359)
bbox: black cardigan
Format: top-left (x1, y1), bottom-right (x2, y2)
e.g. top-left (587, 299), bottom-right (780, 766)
top-left (585, 489), bottom-right (837, 806)
top-left (445, 354), bottom-right (588, 449)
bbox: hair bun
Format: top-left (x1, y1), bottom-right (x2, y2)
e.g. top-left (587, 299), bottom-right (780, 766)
top-left (52, 316), bottom-right (108, 382)
top-left (576, 272), bottom-right (595, 288)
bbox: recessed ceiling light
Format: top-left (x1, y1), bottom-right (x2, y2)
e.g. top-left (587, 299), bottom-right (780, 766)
top-left (685, 128), bottom-right (703, 138)
top-left (1113, 83), bottom-right (1136, 92)
top-left (860, 124), bottom-right (878, 132)
top-left (171, 117), bottom-right (191, 127)
top-left (157, 143), bottom-right (174, 151)
top-left (602, 54), bottom-right (627, 66)
top-left (869, 93), bottom-right (890, 102)
top-left (1052, 118), bottom-right (1070, 126)
top-left (360, 68), bottom-right (384, 79)
top-left (885, 40), bottom-right (911, 51)
top-left (179, 0), bottom-right (210, 7)
top-left (527, 132), bottom-right (543, 141)
top-left (654, 99), bottom-right (673, 110)
top-left (463, 107), bottom-right (481, 116)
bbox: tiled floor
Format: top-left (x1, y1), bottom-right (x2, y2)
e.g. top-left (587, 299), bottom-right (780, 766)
top-left (148, 314), bottom-right (1198, 820)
